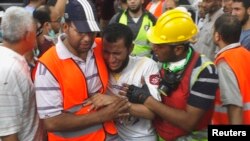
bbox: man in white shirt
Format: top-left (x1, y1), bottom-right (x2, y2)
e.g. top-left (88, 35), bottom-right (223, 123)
top-left (0, 6), bottom-right (43, 141)
top-left (89, 23), bottom-right (161, 141)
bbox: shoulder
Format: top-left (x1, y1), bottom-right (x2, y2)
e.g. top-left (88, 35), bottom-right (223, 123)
top-left (109, 11), bottom-right (124, 24)
top-left (191, 54), bottom-right (218, 84)
top-left (144, 10), bottom-right (157, 23)
top-left (133, 56), bottom-right (159, 71)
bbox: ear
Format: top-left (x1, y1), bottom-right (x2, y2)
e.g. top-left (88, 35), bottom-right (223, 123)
top-left (43, 22), bottom-right (52, 32)
top-left (62, 22), bottom-right (70, 33)
top-left (24, 30), bottom-right (35, 41)
top-left (247, 7), bottom-right (250, 15)
top-left (24, 29), bottom-right (36, 51)
top-left (214, 31), bottom-right (220, 42)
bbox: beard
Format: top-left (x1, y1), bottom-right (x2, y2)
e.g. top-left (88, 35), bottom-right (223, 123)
top-left (108, 55), bottom-right (130, 73)
top-left (241, 12), bottom-right (249, 26)
top-left (128, 5), bottom-right (142, 14)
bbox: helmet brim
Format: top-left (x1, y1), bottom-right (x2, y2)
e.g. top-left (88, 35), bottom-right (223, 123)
top-left (147, 26), bottom-right (165, 44)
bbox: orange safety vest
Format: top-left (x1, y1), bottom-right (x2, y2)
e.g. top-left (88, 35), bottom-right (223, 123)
top-left (39, 38), bottom-right (117, 141)
top-left (155, 51), bottom-right (214, 141)
top-left (212, 46), bottom-right (250, 124)
top-left (146, 0), bottom-right (164, 18)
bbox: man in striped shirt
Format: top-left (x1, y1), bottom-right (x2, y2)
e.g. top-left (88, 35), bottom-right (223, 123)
top-left (0, 6), bottom-right (43, 141)
top-left (34, 0), bottom-right (129, 141)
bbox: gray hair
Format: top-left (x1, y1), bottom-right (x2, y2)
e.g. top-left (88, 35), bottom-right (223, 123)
top-left (1, 6), bottom-right (34, 43)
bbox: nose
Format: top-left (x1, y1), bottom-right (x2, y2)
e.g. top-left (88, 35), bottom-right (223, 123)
top-left (81, 33), bottom-right (94, 41)
top-left (107, 54), bottom-right (116, 63)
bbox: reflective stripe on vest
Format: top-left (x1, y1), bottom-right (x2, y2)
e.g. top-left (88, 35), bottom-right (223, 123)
top-left (146, 1), bottom-right (163, 18)
top-left (119, 11), bottom-right (153, 57)
top-left (213, 46), bottom-right (250, 124)
top-left (53, 124), bottom-right (103, 138)
top-left (39, 38), bottom-right (117, 141)
top-left (52, 104), bottom-right (104, 138)
top-left (156, 51), bottom-right (215, 141)
top-left (190, 55), bottom-right (214, 88)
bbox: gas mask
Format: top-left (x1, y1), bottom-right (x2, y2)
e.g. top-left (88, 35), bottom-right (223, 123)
top-left (158, 68), bottom-right (183, 96)
top-left (48, 29), bottom-right (56, 39)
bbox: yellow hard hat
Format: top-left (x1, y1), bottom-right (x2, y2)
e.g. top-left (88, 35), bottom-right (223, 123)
top-left (147, 7), bottom-right (198, 44)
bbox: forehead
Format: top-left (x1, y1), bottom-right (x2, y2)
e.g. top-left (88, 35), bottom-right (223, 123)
top-left (203, 0), bottom-right (215, 3)
top-left (232, 2), bottom-right (244, 8)
top-left (103, 38), bottom-right (127, 49)
top-left (127, 0), bottom-right (143, 3)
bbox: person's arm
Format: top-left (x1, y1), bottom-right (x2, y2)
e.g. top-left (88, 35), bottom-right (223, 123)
top-left (129, 103), bottom-right (155, 119)
top-left (125, 58), bottom-right (160, 120)
top-left (35, 63), bottom-right (129, 132)
top-left (144, 97), bottom-right (205, 132)
top-left (217, 60), bottom-right (243, 124)
top-left (0, 64), bottom-right (26, 141)
top-left (1, 133), bottom-right (19, 141)
top-left (227, 105), bottom-right (243, 124)
top-left (127, 62), bottom-right (218, 132)
top-left (54, 0), bottom-right (67, 17)
top-left (43, 98), bottom-right (128, 132)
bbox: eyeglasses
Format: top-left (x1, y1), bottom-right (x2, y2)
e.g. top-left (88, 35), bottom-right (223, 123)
top-left (51, 17), bottom-right (62, 23)
top-left (69, 23), bottom-right (95, 37)
top-left (36, 23), bottom-right (43, 37)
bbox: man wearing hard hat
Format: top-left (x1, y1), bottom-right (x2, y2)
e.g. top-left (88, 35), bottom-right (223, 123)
top-left (124, 8), bottom-right (219, 141)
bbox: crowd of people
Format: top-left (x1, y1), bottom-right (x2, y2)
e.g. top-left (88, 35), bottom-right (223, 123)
top-left (0, 0), bottom-right (250, 141)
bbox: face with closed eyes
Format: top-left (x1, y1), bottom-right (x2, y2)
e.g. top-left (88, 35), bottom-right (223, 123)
top-left (103, 38), bottom-right (131, 73)
top-left (152, 43), bottom-right (177, 63)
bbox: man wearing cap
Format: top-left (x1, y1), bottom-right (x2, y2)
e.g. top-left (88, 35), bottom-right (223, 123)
top-left (124, 8), bottom-right (218, 141)
top-left (34, 0), bottom-right (129, 141)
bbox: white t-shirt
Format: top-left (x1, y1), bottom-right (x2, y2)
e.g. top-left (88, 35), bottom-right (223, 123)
top-left (108, 56), bottom-right (161, 141)
top-left (0, 46), bottom-right (42, 141)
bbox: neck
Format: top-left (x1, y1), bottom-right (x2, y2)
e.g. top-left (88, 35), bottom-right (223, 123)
top-left (128, 9), bottom-right (143, 18)
top-left (217, 41), bottom-right (228, 50)
top-left (3, 41), bottom-right (26, 55)
top-left (176, 49), bottom-right (189, 62)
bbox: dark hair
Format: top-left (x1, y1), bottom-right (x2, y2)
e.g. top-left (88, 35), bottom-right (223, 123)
top-left (33, 5), bottom-right (51, 26)
top-left (233, 0), bottom-right (250, 9)
top-left (47, 0), bottom-right (57, 6)
top-left (33, 5), bottom-right (51, 36)
top-left (102, 23), bottom-right (134, 49)
top-left (0, 6), bottom-right (5, 11)
top-left (214, 13), bottom-right (241, 44)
